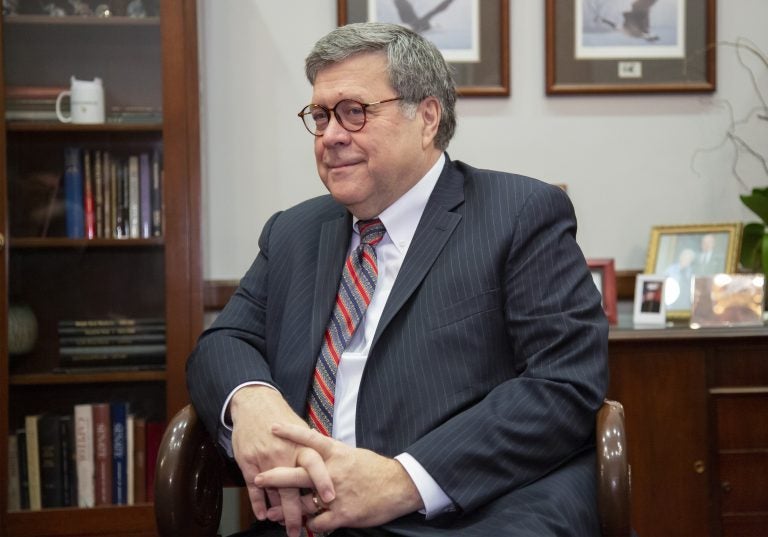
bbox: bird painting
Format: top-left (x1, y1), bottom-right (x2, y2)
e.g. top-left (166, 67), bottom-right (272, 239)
top-left (592, 0), bottom-right (660, 42)
top-left (392, 0), bottom-right (455, 34)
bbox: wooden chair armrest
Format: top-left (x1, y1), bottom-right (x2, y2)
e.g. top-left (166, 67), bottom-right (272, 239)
top-left (596, 399), bottom-right (632, 537)
top-left (155, 404), bottom-right (225, 537)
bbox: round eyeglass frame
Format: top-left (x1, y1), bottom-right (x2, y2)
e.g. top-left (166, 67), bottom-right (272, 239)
top-left (297, 97), bottom-right (403, 136)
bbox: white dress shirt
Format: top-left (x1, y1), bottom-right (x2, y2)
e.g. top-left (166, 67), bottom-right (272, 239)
top-left (224, 154), bottom-right (452, 517)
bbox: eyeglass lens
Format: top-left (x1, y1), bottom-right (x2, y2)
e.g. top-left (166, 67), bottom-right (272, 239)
top-left (304, 99), bottom-right (367, 134)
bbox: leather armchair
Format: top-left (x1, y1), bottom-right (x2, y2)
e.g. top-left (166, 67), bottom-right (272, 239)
top-left (154, 400), bottom-right (631, 536)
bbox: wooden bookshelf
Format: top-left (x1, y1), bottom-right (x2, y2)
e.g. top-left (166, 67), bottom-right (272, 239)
top-left (0, 2), bottom-right (202, 535)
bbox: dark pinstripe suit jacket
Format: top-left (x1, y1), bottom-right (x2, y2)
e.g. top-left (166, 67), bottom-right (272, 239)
top-left (187, 156), bottom-right (609, 535)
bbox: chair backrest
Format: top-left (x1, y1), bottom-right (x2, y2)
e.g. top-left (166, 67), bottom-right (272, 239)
top-left (154, 400), bottom-right (631, 536)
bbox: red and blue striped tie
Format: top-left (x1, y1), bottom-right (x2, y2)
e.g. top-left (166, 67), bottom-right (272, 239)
top-left (307, 218), bottom-right (386, 437)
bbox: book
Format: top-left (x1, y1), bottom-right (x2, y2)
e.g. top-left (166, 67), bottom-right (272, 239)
top-left (58, 334), bottom-right (167, 346)
top-left (110, 158), bottom-right (118, 238)
top-left (102, 151), bottom-right (112, 238)
top-left (57, 325), bottom-right (166, 337)
top-left (144, 420), bottom-right (165, 502)
top-left (58, 317), bottom-right (165, 328)
top-left (133, 417), bottom-right (147, 503)
top-left (126, 414), bottom-right (134, 504)
top-left (139, 153), bottom-right (151, 238)
top-left (83, 149), bottom-right (95, 239)
top-left (128, 155), bottom-right (140, 238)
top-left (24, 415), bottom-right (42, 510)
top-left (63, 147), bottom-right (84, 239)
top-left (92, 403), bottom-right (112, 505)
top-left (58, 345), bottom-right (166, 369)
top-left (59, 415), bottom-right (76, 507)
top-left (7, 434), bottom-right (21, 512)
top-left (151, 149), bottom-right (163, 237)
top-left (111, 402), bottom-right (129, 505)
top-left (16, 429), bottom-right (29, 510)
top-left (74, 404), bottom-right (95, 507)
top-left (38, 414), bottom-right (64, 508)
top-left (94, 149), bottom-right (104, 238)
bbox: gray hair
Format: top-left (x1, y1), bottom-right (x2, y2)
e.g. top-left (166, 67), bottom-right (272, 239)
top-left (305, 22), bottom-right (457, 150)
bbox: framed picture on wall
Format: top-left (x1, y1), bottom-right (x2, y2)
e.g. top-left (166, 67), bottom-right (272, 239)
top-left (337, 0), bottom-right (510, 96)
top-left (545, 0), bottom-right (716, 94)
top-left (644, 223), bottom-right (742, 320)
top-left (588, 258), bottom-right (618, 325)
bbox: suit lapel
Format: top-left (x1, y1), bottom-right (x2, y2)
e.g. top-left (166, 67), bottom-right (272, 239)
top-left (371, 160), bottom-right (465, 349)
top-left (310, 212), bottom-right (352, 357)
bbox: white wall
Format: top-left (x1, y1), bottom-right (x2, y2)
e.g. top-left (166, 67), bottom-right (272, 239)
top-left (198, 0), bottom-right (768, 279)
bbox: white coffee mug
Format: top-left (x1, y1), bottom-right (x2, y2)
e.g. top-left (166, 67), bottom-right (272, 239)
top-left (56, 76), bottom-right (105, 124)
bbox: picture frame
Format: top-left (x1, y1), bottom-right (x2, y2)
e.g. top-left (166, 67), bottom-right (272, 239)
top-left (633, 274), bottom-right (667, 326)
top-left (337, 0), bottom-right (510, 96)
top-left (644, 223), bottom-right (743, 320)
top-left (588, 258), bottom-right (617, 325)
top-left (690, 273), bottom-right (765, 329)
top-left (545, 0), bottom-right (716, 94)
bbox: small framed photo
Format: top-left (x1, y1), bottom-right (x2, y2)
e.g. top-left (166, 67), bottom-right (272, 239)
top-left (338, 0), bottom-right (510, 96)
top-left (588, 258), bottom-right (617, 325)
top-left (545, 0), bottom-right (716, 94)
top-left (633, 275), bottom-right (666, 326)
top-left (690, 274), bottom-right (765, 328)
top-left (644, 223), bottom-right (742, 319)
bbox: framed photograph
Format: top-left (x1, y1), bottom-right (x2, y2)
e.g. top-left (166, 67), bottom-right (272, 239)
top-left (644, 223), bottom-right (743, 319)
top-left (690, 274), bottom-right (765, 328)
top-left (337, 0), bottom-right (509, 96)
top-left (588, 258), bottom-right (617, 325)
top-left (633, 274), bottom-right (667, 326)
top-left (545, 0), bottom-right (716, 94)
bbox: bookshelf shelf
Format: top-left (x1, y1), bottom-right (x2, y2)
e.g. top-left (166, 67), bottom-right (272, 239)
top-left (0, 2), bottom-right (202, 536)
top-left (9, 371), bottom-right (167, 386)
top-left (10, 238), bottom-right (165, 248)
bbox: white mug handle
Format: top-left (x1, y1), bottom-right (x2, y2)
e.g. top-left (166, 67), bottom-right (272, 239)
top-left (55, 91), bottom-right (72, 123)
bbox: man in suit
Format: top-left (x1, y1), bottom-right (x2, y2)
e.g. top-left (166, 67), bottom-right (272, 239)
top-left (187, 22), bottom-right (608, 537)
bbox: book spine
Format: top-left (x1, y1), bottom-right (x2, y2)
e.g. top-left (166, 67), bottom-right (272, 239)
top-left (59, 334), bottom-right (167, 346)
top-left (133, 417), bottom-right (146, 503)
top-left (57, 325), bottom-right (166, 337)
top-left (83, 149), bottom-right (95, 239)
top-left (139, 153), bottom-right (151, 238)
top-left (115, 161), bottom-right (126, 238)
top-left (63, 147), bottom-right (84, 239)
top-left (38, 414), bottom-right (64, 508)
top-left (128, 155), bottom-right (140, 238)
top-left (151, 149), bottom-right (163, 237)
top-left (16, 430), bottom-right (29, 509)
top-left (94, 149), bottom-right (104, 238)
top-left (58, 317), bottom-right (165, 328)
top-left (110, 159), bottom-right (119, 238)
top-left (111, 402), bottom-right (129, 505)
top-left (74, 404), bottom-right (95, 507)
top-left (7, 434), bottom-right (21, 511)
top-left (102, 151), bottom-right (112, 239)
top-left (92, 403), bottom-right (112, 505)
top-left (144, 421), bottom-right (164, 502)
top-left (59, 415), bottom-right (76, 507)
top-left (126, 414), bottom-right (135, 505)
top-left (24, 415), bottom-right (42, 510)
top-left (60, 344), bottom-right (166, 355)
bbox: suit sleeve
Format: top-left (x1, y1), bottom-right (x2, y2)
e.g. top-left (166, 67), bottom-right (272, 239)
top-left (186, 212), bottom-right (281, 442)
top-left (405, 184), bottom-right (609, 515)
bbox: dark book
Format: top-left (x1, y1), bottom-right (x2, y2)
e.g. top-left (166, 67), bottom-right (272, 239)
top-left (83, 149), bottom-right (95, 239)
top-left (94, 149), bottom-right (104, 238)
top-left (58, 353), bottom-right (165, 370)
top-left (37, 414), bottom-right (64, 508)
top-left (7, 434), bottom-right (21, 511)
top-left (59, 415), bottom-right (77, 507)
top-left (16, 429), bottom-right (29, 510)
top-left (57, 325), bottom-right (166, 338)
top-left (111, 402), bottom-right (129, 505)
top-left (151, 149), bottom-right (163, 237)
top-left (60, 344), bottom-right (166, 355)
top-left (144, 421), bottom-right (165, 502)
top-left (133, 417), bottom-right (147, 503)
top-left (63, 147), bottom-right (84, 239)
top-left (102, 151), bottom-right (112, 238)
top-left (58, 318), bottom-right (165, 328)
top-left (92, 403), bottom-right (112, 505)
top-left (58, 334), bottom-right (166, 346)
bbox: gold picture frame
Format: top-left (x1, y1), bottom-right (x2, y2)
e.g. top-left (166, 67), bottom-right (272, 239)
top-left (644, 223), bottom-right (743, 320)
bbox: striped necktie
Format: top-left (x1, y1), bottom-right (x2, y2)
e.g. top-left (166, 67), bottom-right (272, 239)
top-left (307, 218), bottom-right (386, 437)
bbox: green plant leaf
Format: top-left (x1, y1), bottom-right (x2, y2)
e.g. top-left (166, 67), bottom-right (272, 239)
top-left (740, 222), bottom-right (766, 270)
top-left (740, 187), bottom-right (768, 224)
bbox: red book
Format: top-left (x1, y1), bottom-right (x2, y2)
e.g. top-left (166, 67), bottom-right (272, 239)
top-left (133, 417), bottom-right (147, 503)
top-left (83, 150), bottom-right (95, 239)
top-left (144, 421), bottom-right (165, 502)
top-left (92, 403), bottom-right (112, 505)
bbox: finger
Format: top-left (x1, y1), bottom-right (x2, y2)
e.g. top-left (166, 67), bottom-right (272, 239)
top-left (277, 487), bottom-right (304, 537)
top-left (296, 447), bottom-right (335, 503)
top-left (271, 423), bottom-right (334, 457)
top-left (246, 482), bottom-right (268, 521)
top-left (255, 465), bottom-right (313, 489)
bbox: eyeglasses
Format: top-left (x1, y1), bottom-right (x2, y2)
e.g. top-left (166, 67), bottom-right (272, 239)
top-left (297, 97), bottom-right (403, 136)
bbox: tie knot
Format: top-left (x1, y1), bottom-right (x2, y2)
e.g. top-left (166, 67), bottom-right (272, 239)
top-left (358, 218), bottom-right (386, 247)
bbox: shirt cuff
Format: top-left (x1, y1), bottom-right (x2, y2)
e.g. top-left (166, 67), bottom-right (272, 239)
top-left (220, 380), bottom-right (278, 431)
top-left (394, 452), bottom-right (455, 519)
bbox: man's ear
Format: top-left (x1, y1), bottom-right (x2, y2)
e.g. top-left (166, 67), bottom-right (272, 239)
top-left (419, 96), bottom-right (441, 149)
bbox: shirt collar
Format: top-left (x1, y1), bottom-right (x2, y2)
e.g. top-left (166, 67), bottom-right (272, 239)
top-left (353, 153), bottom-right (445, 255)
